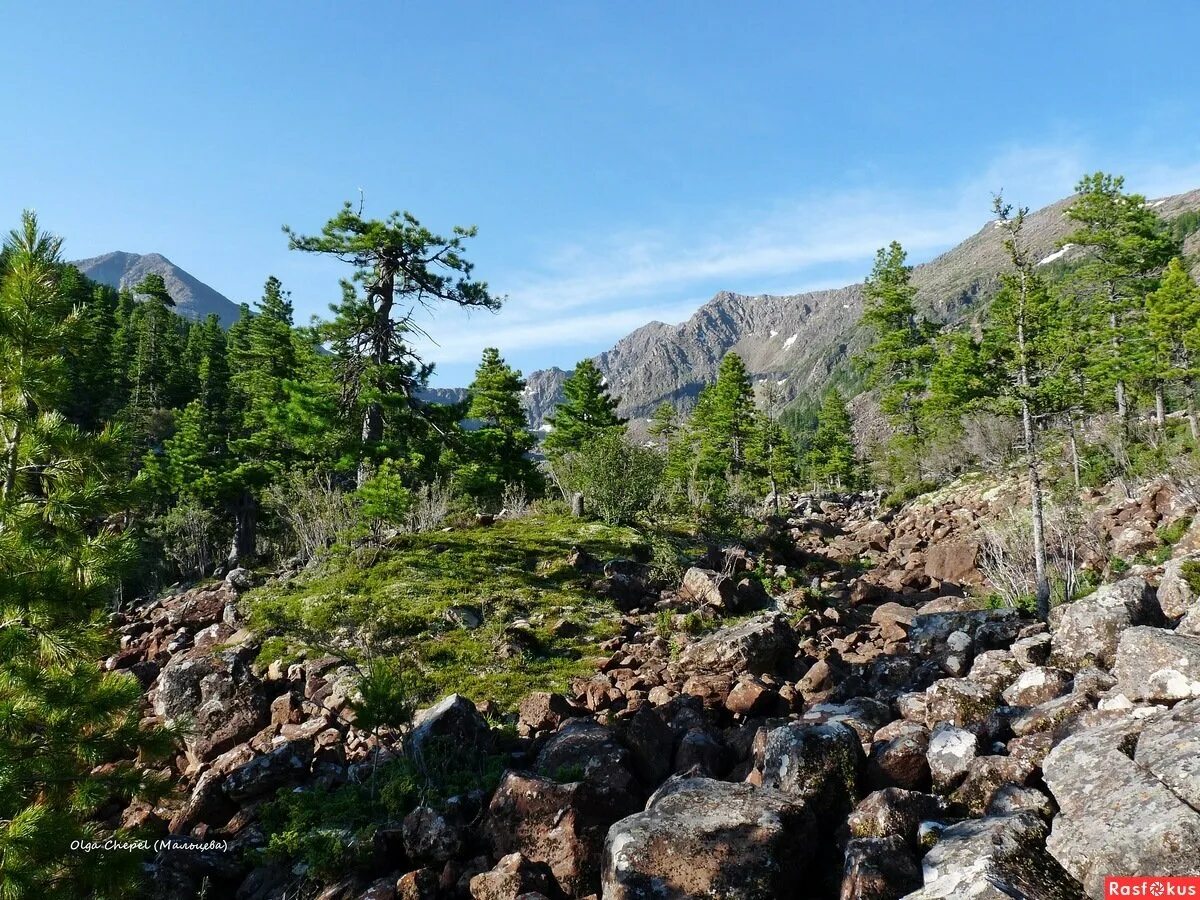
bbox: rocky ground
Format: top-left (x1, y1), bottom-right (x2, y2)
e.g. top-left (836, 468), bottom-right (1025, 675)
top-left (104, 476), bottom-right (1200, 899)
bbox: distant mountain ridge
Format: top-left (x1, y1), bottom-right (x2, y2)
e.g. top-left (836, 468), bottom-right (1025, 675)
top-left (72, 251), bottom-right (242, 326)
top-left (519, 187), bottom-right (1200, 428)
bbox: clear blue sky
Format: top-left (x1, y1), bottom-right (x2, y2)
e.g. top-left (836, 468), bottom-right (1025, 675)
top-left (4, 2), bottom-right (1199, 385)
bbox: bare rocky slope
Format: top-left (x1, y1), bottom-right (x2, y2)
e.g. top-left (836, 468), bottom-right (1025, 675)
top-left (73, 250), bottom-right (243, 325)
top-left (108, 472), bottom-right (1200, 898)
top-left (522, 188), bottom-right (1200, 428)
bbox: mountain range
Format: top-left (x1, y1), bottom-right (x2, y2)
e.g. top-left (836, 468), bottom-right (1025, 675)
top-left (72, 188), bottom-right (1200, 426)
top-left (521, 188), bottom-right (1200, 428)
top-left (72, 251), bottom-right (243, 326)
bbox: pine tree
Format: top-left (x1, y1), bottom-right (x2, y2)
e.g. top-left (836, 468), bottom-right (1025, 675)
top-left (0, 213), bottom-right (174, 898)
top-left (542, 359), bottom-right (625, 458)
top-left (284, 204), bottom-right (500, 486)
top-left (860, 242), bottom-right (935, 440)
top-left (454, 348), bottom-right (540, 506)
top-left (807, 389), bottom-right (859, 490)
top-left (1063, 173), bottom-right (1178, 424)
top-left (979, 197), bottom-right (1063, 619)
top-left (1147, 258), bottom-right (1200, 440)
top-left (123, 273), bottom-right (186, 447)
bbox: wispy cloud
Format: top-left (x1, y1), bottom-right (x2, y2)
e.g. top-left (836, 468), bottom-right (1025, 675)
top-left (414, 143), bottom-right (1200, 373)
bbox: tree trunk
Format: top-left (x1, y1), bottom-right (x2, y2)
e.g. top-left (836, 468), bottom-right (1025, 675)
top-left (1188, 380), bottom-right (1200, 443)
top-left (1022, 397), bottom-right (1050, 619)
top-left (227, 490), bottom-right (257, 566)
top-left (1110, 307), bottom-right (1128, 424)
top-left (1067, 410), bottom-right (1081, 490)
top-left (2, 421), bottom-right (21, 500)
top-left (1155, 382), bottom-right (1166, 430)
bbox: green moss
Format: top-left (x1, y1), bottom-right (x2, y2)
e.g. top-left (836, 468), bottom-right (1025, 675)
top-left (1181, 560), bottom-right (1200, 595)
top-left (245, 514), bottom-right (646, 709)
top-left (1158, 516), bottom-right (1193, 547)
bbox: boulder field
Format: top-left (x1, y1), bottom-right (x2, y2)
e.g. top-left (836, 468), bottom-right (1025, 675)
top-left (105, 477), bottom-right (1200, 898)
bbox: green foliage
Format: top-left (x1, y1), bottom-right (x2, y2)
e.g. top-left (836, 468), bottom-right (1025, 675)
top-left (0, 213), bottom-right (175, 898)
top-left (543, 359), bottom-right (626, 459)
top-left (860, 242), bottom-right (936, 439)
top-left (260, 735), bottom-right (503, 878)
top-left (807, 389), bottom-right (860, 489)
top-left (351, 657), bottom-right (416, 735)
top-left (553, 430), bottom-right (665, 525)
top-left (451, 348), bottom-right (541, 508)
top-left (285, 203), bottom-right (500, 484)
top-left (1159, 515), bottom-right (1193, 547)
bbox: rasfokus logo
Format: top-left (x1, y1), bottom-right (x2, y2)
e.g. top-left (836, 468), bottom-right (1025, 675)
top-left (1106, 877), bottom-right (1200, 897)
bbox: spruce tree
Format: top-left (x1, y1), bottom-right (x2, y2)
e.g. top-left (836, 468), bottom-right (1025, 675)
top-left (691, 352), bottom-right (757, 479)
top-left (860, 242), bottom-right (935, 440)
top-left (807, 389), bottom-right (859, 490)
top-left (455, 347), bottom-right (540, 505)
top-left (0, 213), bottom-right (173, 898)
top-left (542, 359), bottom-right (625, 458)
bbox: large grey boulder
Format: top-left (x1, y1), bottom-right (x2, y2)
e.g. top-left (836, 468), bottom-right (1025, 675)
top-left (1134, 698), bottom-right (1200, 809)
top-left (1157, 554), bottom-right (1200, 620)
top-left (1112, 626), bottom-right (1200, 702)
top-left (901, 812), bottom-right (1083, 899)
top-left (676, 614), bottom-right (795, 677)
top-left (1042, 712), bottom-right (1200, 895)
top-left (1049, 577), bottom-right (1160, 670)
top-left (760, 722), bottom-right (864, 828)
top-left (409, 693), bottom-right (493, 757)
top-left (601, 777), bottom-right (815, 899)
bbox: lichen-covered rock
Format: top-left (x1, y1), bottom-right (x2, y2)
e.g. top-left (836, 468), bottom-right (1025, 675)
top-left (518, 692), bottom-right (582, 737)
top-left (1112, 626), bottom-right (1200, 702)
top-left (841, 834), bottom-right (922, 900)
top-left (902, 812), bottom-right (1083, 899)
top-left (908, 610), bottom-right (1019, 659)
top-left (926, 725), bottom-right (976, 792)
top-left (1157, 554), bottom-right (1200, 620)
top-left (601, 777), bottom-right (815, 899)
top-left (483, 770), bottom-right (633, 897)
top-left (847, 788), bottom-right (949, 849)
top-left (1001, 667), bottom-right (1074, 708)
top-left (676, 614), bottom-right (796, 677)
top-left (222, 739), bottom-right (312, 802)
top-left (924, 678), bottom-right (994, 729)
top-left (469, 852), bottom-right (560, 900)
top-left (402, 805), bottom-right (463, 865)
top-left (1134, 698), bottom-right (1200, 810)
top-left (866, 722), bottom-right (930, 792)
top-left (1049, 577), bottom-right (1159, 670)
top-left (760, 722), bottom-right (864, 828)
top-left (1043, 713), bottom-right (1200, 895)
top-left (677, 567), bottom-right (737, 611)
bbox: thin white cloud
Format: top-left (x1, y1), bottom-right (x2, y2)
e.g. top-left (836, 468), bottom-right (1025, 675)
top-left (413, 143), bottom-right (1200, 373)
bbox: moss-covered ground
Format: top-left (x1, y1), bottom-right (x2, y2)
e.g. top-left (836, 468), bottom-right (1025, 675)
top-left (245, 513), bottom-right (647, 708)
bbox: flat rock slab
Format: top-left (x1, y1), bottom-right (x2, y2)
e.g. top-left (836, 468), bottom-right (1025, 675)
top-left (1042, 712), bottom-right (1200, 896)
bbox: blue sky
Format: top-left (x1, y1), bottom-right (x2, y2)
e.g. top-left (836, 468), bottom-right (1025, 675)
top-left (3, 2), bottom-right (1200, 385)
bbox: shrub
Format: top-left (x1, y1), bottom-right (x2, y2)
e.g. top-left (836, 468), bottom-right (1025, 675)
top-left (551, 431), bottom-right (665, 525)
top-left (154, 499), bottom-right (226, 578)
top-left (264, 469), bottom-right (358, 564)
